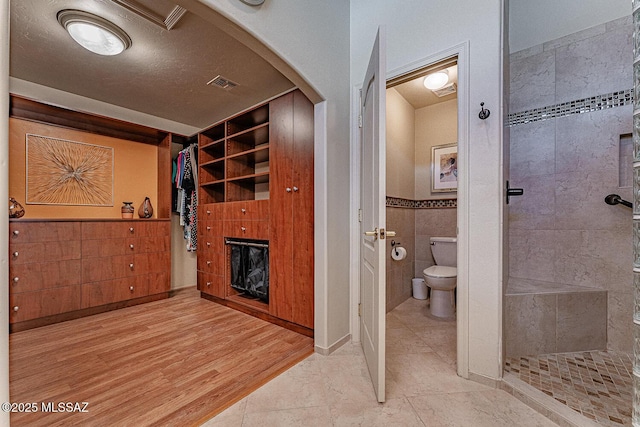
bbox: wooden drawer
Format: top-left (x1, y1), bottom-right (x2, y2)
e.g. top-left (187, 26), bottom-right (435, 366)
top-left (10, 240), bottom-right (81, 264)
top-left (9, 222), bottom-right (80, 243)
top-left (224, 220), bottom-right (269, 240)
top-left (81, 221), bottom-right (170, 240)
top-left (132, 251), bottom-right (171, 275)
top-left (10, 260), bottom-right (82, 293)
top-left (197, 271), bottom-right (225, 298)
top-left (9, 285), bottom-right (82, 323)
top-left (82, 254), bottom-right (135, 282)
top-left (199, 220), bottom-right (224, 237)
top-left (199, 203), bottom-right (224, 221)
top-left (224, 200), bottom-right (269, 220)
top-left (81, 276), bottom-right (149, 308)
top-left (82, 236), bottom-right (171, 258)
top-left (197, 247), bottom-right (225, 276)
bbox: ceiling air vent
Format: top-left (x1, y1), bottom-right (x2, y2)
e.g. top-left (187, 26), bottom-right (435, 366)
top-left (207, 75), bottom-right (239, 90)
top-left (432, 83), bottom-right (457, 97)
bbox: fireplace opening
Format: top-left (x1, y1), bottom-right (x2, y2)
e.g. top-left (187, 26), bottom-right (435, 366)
top-left (226, 238), bottom-right (269, 302)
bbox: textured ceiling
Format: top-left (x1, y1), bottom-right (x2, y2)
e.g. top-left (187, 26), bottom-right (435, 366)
top-left (10, 0), bottom-right (295, 134)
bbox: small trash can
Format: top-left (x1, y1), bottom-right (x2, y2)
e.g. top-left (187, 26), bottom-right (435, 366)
top-left (412, 277), bottom-right (428, 300)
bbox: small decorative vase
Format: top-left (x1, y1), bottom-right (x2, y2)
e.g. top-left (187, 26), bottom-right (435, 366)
top-left (121, 201), bottom-right (134, 219)
top-left (9, 197), bottom-right (25, 219)
top-left (138, 197), bottom-right (153, 219)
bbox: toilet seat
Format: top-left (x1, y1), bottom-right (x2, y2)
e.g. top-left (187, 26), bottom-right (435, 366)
top-left (423, 265), bottom-right (457, 278)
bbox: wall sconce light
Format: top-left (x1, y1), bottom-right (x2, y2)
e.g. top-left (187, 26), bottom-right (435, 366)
top-left (423, 70), bottom-right (449, 90)
top-left (57, 10), bottom-right (132, 56)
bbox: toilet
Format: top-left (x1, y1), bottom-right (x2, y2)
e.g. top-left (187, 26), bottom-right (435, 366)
top-left (422, 237), bottom-right (457, 318)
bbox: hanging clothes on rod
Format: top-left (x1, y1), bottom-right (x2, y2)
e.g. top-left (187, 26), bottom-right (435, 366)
top-left (174, 143), bottom-right (198, 251)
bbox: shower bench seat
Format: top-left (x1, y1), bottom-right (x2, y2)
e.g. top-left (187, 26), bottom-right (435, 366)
top-left (505, 277), bottom-right (607, 358)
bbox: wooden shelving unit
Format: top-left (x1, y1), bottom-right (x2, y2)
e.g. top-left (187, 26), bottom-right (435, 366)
top-left (197, 90), bottom-right (314, 336)
top-left (198, 105), bottom-right (270, 204)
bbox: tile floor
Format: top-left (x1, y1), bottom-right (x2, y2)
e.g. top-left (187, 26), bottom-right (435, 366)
top-left (202, 297), bottom-right (559, 426)
top-left (505, 351), bottom-right (633, 426)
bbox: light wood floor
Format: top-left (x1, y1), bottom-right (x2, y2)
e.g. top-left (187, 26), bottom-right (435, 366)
top-left (9, 287), bottom-right (314, 426)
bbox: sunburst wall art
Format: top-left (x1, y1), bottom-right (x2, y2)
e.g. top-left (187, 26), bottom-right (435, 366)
top-left (26, 134), bottom-right (114, 206)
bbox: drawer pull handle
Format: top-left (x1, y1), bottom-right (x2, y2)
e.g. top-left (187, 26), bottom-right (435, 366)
top-left (12, 230), bottom-right (19, 236)
top-left (206, 261), bottom-right (211, 266)
top-left (293, 186), bottom-right (299, 192)
top-left (206, 226), bottom-right (211, 231)
top-left (241, 227), bottom-right (246, 232)
top-left (286, 187), bottom-right (292, 193)
top-left (241, 208), bottom-right (246, 214)
top-left (130, 244), bottom-right (134, 249)
top-left (12, 277), bottom-right (19, 283)
top-left (12, 252), bottom-right (18, 258)
top-left (129, 263), bottom-right (134, 269)
top-left (129, 286), bottom-right (134, 291)
top-left (13, 306), bottom-right (18, 312)
top-left (129, 227), bottom-right (134, 233)
top-left (206, 282), bottom-right (211, 287)
top-left (207, 210), bottom-right (211, 215)
top-left (206, 242), bottom-right (211, 247)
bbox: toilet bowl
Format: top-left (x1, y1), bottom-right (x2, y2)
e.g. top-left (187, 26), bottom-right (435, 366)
top-left (422, 237), bottom-right (457, 318)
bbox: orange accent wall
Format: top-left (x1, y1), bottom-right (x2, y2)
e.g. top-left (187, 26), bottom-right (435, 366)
top-left (9, 118), bottom-right (158, 219)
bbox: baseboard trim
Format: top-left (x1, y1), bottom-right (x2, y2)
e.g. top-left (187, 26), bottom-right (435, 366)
top-left (315, 333), bottom-right (351, 355)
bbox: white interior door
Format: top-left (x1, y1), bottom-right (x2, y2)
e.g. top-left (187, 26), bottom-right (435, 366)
top-left (359, 27), bottom-right (386, 403)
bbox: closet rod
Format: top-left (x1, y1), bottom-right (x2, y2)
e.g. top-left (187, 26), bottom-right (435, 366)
top-left (225, 239), bottom-right (269, 249)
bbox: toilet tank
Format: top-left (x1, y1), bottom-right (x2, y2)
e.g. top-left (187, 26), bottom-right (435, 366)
top-left (430, 237), bottom-right (457, 267)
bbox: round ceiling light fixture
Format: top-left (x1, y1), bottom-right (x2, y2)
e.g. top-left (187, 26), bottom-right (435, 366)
top-left (423, 70), bottom-right (449, 90)
top-left (57, 10), bottom-right (132, 56)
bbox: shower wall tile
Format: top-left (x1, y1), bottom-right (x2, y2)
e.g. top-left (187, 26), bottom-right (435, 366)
top-left (509, 229), bottom-right (556, 282)
top-left (606, 15), bottom-right (633, 32)
top-left (556, 292), bottom-right (607, 352)
top-left (508, 16), bottom-right (634, 354)
top-left (508, 174), bottom-right (555, 231)
top-left (608, 291), bottom-right (633, 353)
top-left (509, 120), bottom-right (555, 180)
top-left (555, 24), bottom-right (632, 105)
top-left (509, 51), bottom-right (556, 113)
top-left (554, 171), bottom-right (622, 232)
top-left (509, 44), bottom-right (543, 62)
top-left (542, 23), bottom-right (606, 51)
top-left (553, 230), bottom-right (631, 292)
top-left (505, 293), bottom-right (557, 357)
top-left (555, 107), bottom-right (632, 175)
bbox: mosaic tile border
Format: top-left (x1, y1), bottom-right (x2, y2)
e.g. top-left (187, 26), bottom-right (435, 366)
top-left (507, 89), bottom-right (633, 127)
top-left (386, 196), bottom-right (457, 209)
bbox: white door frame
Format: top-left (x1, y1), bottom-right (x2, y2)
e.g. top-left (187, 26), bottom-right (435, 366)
top-left (350, 41), bottom-right (470, 378)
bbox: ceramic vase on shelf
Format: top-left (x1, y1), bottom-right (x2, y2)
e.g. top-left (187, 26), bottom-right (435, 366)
top-left (9, 197), bottom-right (25, 219)
top-left (138, 197), bottom-right (153, 218)
top-left (121, 201), bottom-right (135, 219)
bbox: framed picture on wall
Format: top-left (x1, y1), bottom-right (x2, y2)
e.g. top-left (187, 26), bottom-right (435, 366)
top-left (431, 143), bottom-right (458, 192)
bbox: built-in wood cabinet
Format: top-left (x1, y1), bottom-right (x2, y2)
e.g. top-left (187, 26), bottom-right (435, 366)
top-left (197, 90), bottom-right (314, 336)
top-left (8, 96), bottom-right (176, 332)
top-left (269, 90), bottom-right (315, 329)
top-left (9, 220), bottom-right (171, 330)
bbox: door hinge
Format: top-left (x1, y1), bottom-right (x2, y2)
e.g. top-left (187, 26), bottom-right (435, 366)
top-left (358, 303), bottom-right (361, 317)
top-left (358, 209), bottom-right (362, 222)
